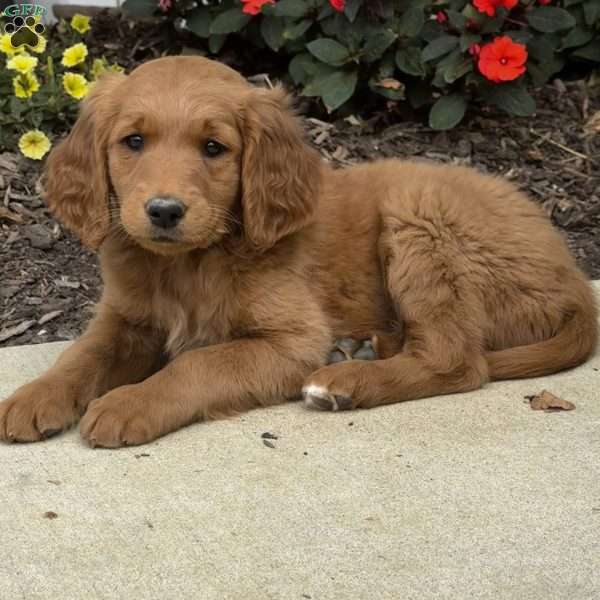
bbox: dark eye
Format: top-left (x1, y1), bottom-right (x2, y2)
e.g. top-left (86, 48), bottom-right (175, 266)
top-left (203, 140), bottom-right (226, 158)
top-left (123, 134), bottom-right (144, 151)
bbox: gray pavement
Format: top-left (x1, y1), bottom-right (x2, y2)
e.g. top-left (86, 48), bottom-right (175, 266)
top-left (1, 284), bottom-right (599, 599)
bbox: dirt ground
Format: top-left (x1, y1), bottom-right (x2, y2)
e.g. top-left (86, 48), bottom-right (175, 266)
top-left (1, 15), bottom-right (599, 347)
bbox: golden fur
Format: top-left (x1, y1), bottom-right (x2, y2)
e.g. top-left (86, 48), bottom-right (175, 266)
top-left (0, 56), bottom-right (597, 447)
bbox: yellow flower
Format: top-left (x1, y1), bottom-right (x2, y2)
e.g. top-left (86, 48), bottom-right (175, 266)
top-left (61, 43), bottom-right (88, 67)
top-left (0, 33), bottom-right (23, 56)
top-left (109, 63), bottom-right (125, 74)
top-left (7, 53), bottom-right (38, 74)
top-left (63, 72), bottom-right (89, 99)
top-left (71, 14), bottom-right (91, 34)
top-left (29, 35), bottom-right (47, 54)
top-left (13, 72), bottom-right (40, 98)
top-left (91, 57), bottom-right (106, 79)
top-left (18, 130), bottom-right (51, 160)
top-left (91, 57), bottom-right (124, 80)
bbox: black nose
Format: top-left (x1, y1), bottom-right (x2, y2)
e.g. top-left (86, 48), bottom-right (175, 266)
top-left (145, 197), bottom-right (186, 229)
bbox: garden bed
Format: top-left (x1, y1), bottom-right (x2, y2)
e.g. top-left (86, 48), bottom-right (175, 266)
top-left (0, 12), bottom-right (599, 347)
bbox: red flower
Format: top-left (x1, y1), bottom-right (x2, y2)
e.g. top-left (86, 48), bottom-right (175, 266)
top-left (436, 11), bottom-right (448, 23)
top-left (478, 36), bottom-right (528, 83)
top-left (241, 0), bottom-right (274, 16)
top-left (473, 0), bottom-right (518, 17)
top-left (330, 0), bottom-right (345, 12)
top-left (469, 43), bottom-right (481, 56)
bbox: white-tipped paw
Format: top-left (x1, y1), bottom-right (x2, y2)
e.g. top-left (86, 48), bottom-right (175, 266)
top-left (302, 384), bottom-right (353, 412)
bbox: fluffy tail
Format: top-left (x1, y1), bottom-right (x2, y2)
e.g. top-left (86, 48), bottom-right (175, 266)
top-left (486, 304), bottom-right (598, 381)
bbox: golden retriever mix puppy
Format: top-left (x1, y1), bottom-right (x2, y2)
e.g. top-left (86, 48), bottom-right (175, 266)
top-left (0, 56), bottom-right (597, 447)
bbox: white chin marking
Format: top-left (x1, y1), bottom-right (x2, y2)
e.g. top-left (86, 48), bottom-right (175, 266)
top-left (302, 384), bottom-right (339, 411)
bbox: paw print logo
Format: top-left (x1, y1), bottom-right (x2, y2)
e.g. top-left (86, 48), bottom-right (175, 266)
top-left (3, 16), bottom-right (45, 50)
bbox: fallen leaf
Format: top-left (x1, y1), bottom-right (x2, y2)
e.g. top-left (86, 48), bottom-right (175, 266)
top-left (0, 153), bottom-right (18, 173)
top-left (313, 130), bottom-right (329, 146)
top-left (43, 511), bottom-right (58, 519)
top-left (54, 278), bottom-right (80, 289)
top-left (332, 145), bottom-right (349, 161)
top-left (583, 111), bottom-right (600, 136)
top-left (0, 320), bottom-right (36, 343)
top-left (38, 310), bottom-right (63, 325)
top-left (528, 390), bottom-right (575, 412)
top-left (0, 205), bottom-right (23, 223)
top-left (377, 77), bottom-right (403, 90)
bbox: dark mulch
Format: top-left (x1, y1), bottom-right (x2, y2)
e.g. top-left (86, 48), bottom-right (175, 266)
top-left (1, 14), bottom-right (599, 347)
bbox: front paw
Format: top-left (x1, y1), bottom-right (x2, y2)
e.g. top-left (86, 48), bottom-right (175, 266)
top-left (0, 379), bottom-right (80, 443)
top-left (80, 386), bottom-right (159, 448)
top-left (302, 361), bottom-right (373, 412)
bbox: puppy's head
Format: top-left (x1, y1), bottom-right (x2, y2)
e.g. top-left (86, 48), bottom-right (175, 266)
top-left (44, 56), bottom-right (321, 255)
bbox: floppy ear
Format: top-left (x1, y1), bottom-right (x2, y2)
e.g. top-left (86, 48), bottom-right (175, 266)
top-left (241, 86), bottom-right (322, 249)
top-left (43, 73), bottom-right (125, 250)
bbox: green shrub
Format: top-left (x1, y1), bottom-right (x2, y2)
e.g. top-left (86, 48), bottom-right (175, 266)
top-left (123, 0), bottom-right (600, 129)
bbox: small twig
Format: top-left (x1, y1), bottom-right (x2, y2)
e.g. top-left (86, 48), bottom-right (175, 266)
top-left (552, 164), bottom-right (594, 179)
top-left (127, 38), bottom-right (143, 60)
top-left (504, 17), bottom-right (527, 27)
top-left (529, 128), bottom-right (591, 161)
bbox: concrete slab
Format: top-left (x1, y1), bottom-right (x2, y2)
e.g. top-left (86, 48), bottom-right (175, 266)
top-left (1, 286), bottom-right (599, 600)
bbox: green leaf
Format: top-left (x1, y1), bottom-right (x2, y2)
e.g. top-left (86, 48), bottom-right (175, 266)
top-left (274, 0), bottom-right (309, 18)
top-left (362, 29), bottom-right (397, 62)
top-left (480, 14), bottom-right (504, 34)
top-left (344, 0), bottom-right (361, 22)
top-left (186, 7), bottom-right (211, 38)
top-left (429, 94), bottom-right (467, 130)
top-left (564, 0), bottom-right (584, 5)
top-left (446, 10), bottom-right (467, 30)
top-left (422, 35), bottom-right (458, 62)
top-left (560, 26), bottom-right (593, 50)
top-left (289, 53), bottom-right (317, 84)
top-left (321, 70), bottom-right (358, 111)
top-left (396, 46), bottom-right (426, 77)
top-left (481, 82), bottom-right (536, 117)
top-left (527, 57), bottom-right (565, 86)
top-left (210, 8), bottom-right (251, 34)
top-left (284, 19), bottom-right (312, 40)
top-left (122, 0), bottom-right (156, 17)
top-left (572, 39), bottom-right (600, 61)
top-left (421, 21), bottom-right (444, 42)
top-left (460, 33), bottom-right (481, 52)
top-left (306, 38), bottom-right (350, 66)
top-left (444, 58), bottom-right (473, 83)
top-left (527, 36), bottom-right (558, 62)
top-left (334, 15), bottom-right (366, 51)
top-left (583, 1), bottom-right (600, 26)
top-left (208, 34), bottom-right (227, 54)
top-left (505, 30), bottom-right (533, 44)
top-left (398, 6), bottom-right (425, 37)
top-left (303, 69), bottom-right (358, 111)
top-left (261, 16), bottom-right (285, 50)
top-left (526, 7), bottom-right (576, 33)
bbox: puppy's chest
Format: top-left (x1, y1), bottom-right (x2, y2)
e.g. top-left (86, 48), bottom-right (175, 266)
top-left (148, 260), bottom-right (239, 358)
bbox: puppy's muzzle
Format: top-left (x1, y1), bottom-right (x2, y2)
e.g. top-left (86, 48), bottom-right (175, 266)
top-left (145, 197), bottom-right (187, 230)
